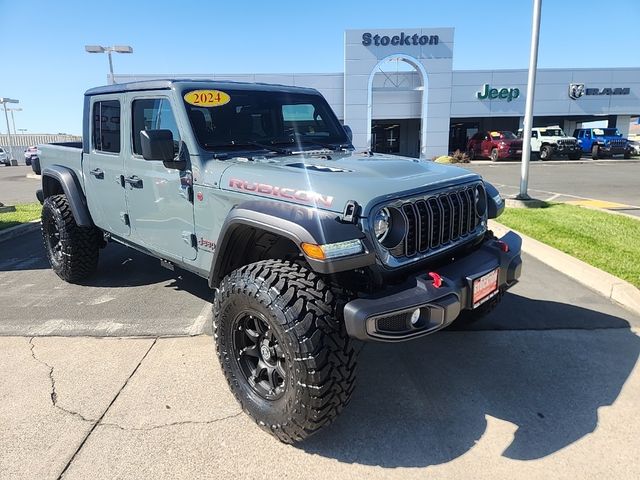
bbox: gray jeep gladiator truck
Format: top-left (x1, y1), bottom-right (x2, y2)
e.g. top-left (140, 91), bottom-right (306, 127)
top-left (36, 80), bottom-right (522, 443)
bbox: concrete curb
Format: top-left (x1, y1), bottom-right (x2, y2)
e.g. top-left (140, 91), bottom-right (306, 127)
top-left (0, 220), bottom-right (40, 244)
top-left (490, 220), bottom-right (640, 317)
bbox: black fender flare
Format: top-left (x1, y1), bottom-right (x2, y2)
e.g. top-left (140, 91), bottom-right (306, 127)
top-left (484, 181), bottom-right (505, 219)
top-left (208, 201), bottom-right (375, 287)
top-left (42, 166), bottom-right (93, 227)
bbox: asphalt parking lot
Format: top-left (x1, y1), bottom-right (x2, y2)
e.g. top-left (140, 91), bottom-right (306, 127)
top-left (2, 159), bottom-right (640, 477)
top-left (465, 159), bottom-right (640, 216)
top-left (1, 228), bottom-right (639, 478)
top-left (0, 165), bottom-right (39, 204)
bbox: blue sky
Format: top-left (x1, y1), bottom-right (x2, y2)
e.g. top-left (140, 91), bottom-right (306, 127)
top-left (0, 0), bottom-right (638, 135)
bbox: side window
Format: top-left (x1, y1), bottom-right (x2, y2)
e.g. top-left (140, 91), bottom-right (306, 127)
top-left (132, 98), bottom-right (181, 155)
top-left (584, 130), bottom-right (590, 138)
top-left (92, 100), bottom-right (121, 153)
top-left (531, 131), bottom-right (538, 139)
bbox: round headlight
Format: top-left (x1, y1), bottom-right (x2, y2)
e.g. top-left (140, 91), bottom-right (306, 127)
top-left (373, 208), bottom-right (391, 241)
top-left (475, 184), bottom-right (487, 217)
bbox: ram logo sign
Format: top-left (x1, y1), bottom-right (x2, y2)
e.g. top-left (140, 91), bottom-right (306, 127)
top-left (568, 83), bottom-right (585, 100)
top-left (569, 83), bottom-right (630, 100)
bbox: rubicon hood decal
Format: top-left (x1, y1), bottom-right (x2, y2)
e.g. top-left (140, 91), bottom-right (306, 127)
top-left (228, 178), bottom-right (334, 208)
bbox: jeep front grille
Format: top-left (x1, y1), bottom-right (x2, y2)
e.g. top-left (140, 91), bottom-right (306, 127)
top-left (558, 139), bottom-right (576, 146)
top-left (390, 184), bottom-right (483, 259)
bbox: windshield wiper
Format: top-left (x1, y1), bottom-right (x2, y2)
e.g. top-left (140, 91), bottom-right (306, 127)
top-left (270, 135), bottom-right (350, 152)
top-left (204, 141), bottom-right (291, 155)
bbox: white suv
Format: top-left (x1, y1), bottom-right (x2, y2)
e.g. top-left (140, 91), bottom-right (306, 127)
top-left (0, 147), bottom-right (9, 166)
top-left (518, 126), bottom-right (581, 160)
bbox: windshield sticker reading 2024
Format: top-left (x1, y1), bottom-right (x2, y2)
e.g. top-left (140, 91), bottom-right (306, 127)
top-left (184, 90), bottom-right (230, 107)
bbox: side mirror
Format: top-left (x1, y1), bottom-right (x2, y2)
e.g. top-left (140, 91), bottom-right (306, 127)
top-left (140, 130), bottom-right (176, 162)
top-left (343, 124), bottom-right (353, 142)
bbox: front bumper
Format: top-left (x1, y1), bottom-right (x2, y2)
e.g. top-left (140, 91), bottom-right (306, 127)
top-left (344, 231), bottom-right (522, 342)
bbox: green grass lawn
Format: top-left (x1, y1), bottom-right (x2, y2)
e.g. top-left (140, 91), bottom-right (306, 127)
top-left (0, 203), bottom-right (41, 231)
top-left (498, 203), bottom-right (640, 288)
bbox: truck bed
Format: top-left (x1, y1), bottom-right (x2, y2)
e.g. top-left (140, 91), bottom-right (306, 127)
top-left (38, 142), bottom-right (84, 182)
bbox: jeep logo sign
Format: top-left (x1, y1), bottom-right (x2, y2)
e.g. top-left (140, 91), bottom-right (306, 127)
top-left (362, 32), bottom-right (439, 46)
top-left (569, 83), bottom-right (630, 99)
top-left (476, 84), bottom-right (520, 102)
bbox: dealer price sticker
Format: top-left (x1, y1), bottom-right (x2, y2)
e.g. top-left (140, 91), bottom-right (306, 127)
top-left (472, 268), bottom-right (499, 308)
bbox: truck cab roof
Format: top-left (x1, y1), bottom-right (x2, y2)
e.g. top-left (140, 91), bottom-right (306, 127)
top-left (84, 79), bottom-right (320, 97)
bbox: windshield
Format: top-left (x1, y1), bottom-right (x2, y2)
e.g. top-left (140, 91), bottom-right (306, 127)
top-left (490, 131), bottom-right (517, 140)
top-left (597, 128), bottom-right (621, 137)
top-left (540, 128), bottom-right (565, 137)
top-left (183, 89), bottom-right (351, 154)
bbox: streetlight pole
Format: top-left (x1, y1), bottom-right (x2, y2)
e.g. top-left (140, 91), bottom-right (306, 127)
top-left (517, 0), bottom-right (542, 200)
top-left (85, 45), bottom-right (133, 84)
top-left (0, 97), bottom-right (19, 163)
top-left (7, 107), bottom-right (22, 135)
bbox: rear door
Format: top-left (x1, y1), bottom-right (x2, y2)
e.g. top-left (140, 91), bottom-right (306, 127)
top-left (84, 96), bottom-right (130, 237)
top-left (124, 93), bottom-right (196, 260)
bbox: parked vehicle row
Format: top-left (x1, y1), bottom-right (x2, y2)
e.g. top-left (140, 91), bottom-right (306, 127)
top-left (0, 145), bottom-right (40, 167)
top-left (465, 126), bottom-right (634, 161)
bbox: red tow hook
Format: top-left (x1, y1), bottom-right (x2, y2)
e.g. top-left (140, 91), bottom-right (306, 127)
top-left (496, 240), bottom-right (509, 253)
top-left (428, 272), bottom-right (442, 288)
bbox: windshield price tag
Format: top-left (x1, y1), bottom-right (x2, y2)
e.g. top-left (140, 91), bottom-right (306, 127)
top-left (184, 90), bottom-right (230, 107)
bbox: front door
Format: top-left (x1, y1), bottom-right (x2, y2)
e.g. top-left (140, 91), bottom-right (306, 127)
top-left (124, 94), bottom-right (196, 261)
top-left (84, 97), bottom-right (130, 237)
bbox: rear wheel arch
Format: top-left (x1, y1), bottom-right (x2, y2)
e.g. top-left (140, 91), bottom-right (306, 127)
top-left (41, 167), bottom-right (93, 227)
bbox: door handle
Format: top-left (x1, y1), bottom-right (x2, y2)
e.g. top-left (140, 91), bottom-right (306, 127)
top-left (123, 175), bottom-right (143, 188)
top-left (89, 168), bottom-right (104, 179)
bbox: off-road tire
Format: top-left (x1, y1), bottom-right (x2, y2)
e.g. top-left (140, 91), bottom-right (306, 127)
top-left (539, 145), bottom-right (552, 160)
top-left (490, 148), bottom-right (499, 162)
top-left (214, 259), bottom-right (357, 443)
top-left (591, 144), bottom-right (600, 160)
top-left (624, 150), bottom-right (631, 159)
top-left (41, 194), bottom-right (100, 282)
top-left (568, 152), bottom-right (581, 160)
top-left (467, 149), bottom-right (475, 160)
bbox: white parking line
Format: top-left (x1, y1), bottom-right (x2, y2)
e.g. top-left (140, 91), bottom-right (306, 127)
top-left (188, 302), bottom-right (212, 336)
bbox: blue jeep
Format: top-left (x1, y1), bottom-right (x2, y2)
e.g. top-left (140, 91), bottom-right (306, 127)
top-left (573, 128), bottom-right (631, 160)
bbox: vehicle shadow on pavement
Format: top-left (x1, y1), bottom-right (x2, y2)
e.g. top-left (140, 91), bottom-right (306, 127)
top-left (76, 243), bottom-right (212, 302)
top-left (301, 294), bottom-right (639, 468)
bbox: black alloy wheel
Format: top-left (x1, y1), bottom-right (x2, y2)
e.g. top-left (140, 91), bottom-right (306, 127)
top-left (232, 310), bottom-right (287, 401)
top-left (43, 212), bottom-right (63, 266)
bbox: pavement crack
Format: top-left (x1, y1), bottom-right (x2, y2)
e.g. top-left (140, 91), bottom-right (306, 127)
top-left (99, 411), bottom-right (243, 431)
top-left (57, 337), bottom-right (158, 480)
top-left (28, 337), bottom-right (95, 423)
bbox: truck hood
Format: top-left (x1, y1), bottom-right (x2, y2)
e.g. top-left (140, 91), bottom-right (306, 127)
top-left (218, 151), bottom-right (481, 215)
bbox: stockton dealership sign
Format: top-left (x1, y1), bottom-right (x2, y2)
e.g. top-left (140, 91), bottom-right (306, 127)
top-left (361, 32), bottom-right (439, 46)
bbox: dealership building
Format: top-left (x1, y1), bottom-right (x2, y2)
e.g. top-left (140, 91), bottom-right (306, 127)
top-left (116, 28), bottom-right (640, 159)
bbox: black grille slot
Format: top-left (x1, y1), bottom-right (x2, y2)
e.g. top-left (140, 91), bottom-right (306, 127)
top-left (402, 203), bottom-right (418, 256)
top-left (440, 195), bottom-right (452, 244)
top-left (415, 200), bottom-right (430, 252)
top-left (377, 312), bottom-right (410, 333)
top-left (427, 198), bottom-right (441, 248)
top-left (458, 190), bottom-right (469, 236)
top-left (449, 192), bottom-right (461, 240)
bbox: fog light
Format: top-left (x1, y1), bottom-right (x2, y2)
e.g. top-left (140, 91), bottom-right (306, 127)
top-left (410, 309), bottom-right (421, 326)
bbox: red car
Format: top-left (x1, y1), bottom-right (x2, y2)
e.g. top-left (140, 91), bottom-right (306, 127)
top-left (467, 130), bottom-right (523, 161)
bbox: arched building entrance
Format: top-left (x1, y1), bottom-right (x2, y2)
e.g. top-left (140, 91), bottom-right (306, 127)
top-left (367, 54), bottom-right (428, 158)
top-left (343, 28), bottom-right (454, 160)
